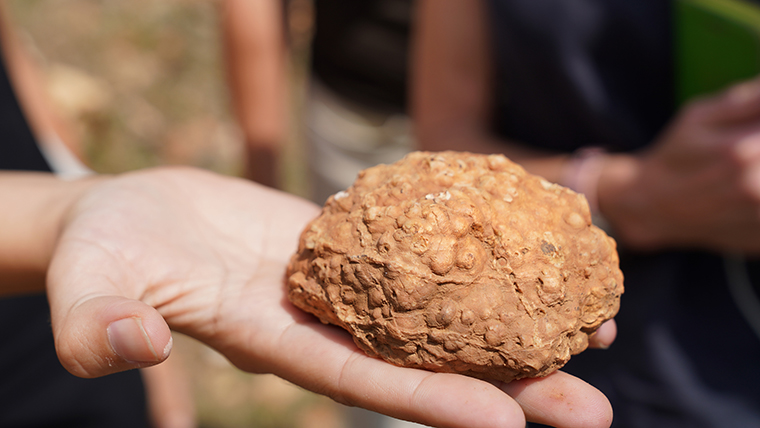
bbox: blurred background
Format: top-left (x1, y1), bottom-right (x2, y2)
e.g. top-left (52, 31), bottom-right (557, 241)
top-left (6, 0), bottom-right (312, 193)
top-left (6, 0), bottom-right (340, 427)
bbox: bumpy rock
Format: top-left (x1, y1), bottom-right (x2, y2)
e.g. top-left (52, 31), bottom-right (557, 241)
top-left (287, 151), bottom-right (623, 382)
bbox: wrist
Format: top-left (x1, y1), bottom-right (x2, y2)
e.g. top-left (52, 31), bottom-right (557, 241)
top-left (0, 173), bottom-right (105, 294)
top-left (244, 143), bottom-right (280, 188)
top-left (560, 147), bottom-right (608, 214)
top-left (596, 154), bottom-right (664, 250)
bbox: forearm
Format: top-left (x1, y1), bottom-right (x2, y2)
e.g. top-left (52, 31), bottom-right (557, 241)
top-left (243, 144), bottom-right (279, 187)
top-left (220, 0), bottom-right (287, 187)
top-left (0, 172), bottom-right (100, 294)
top-left (412, 0), bottom-right (569, 183)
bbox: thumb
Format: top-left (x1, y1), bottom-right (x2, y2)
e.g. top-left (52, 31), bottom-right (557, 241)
top-left (52, 295), bottom-right (172, 378)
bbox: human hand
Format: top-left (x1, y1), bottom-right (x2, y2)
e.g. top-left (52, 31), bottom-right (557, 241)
top-left (47, 167), bottom-right (613, 428)
top-left (599, 77), bottom-right (760, 253)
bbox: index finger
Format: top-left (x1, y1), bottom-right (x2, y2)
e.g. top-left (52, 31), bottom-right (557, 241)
top-left (698, 77), bottom-right (760, 126)
top-left (261, 322), bottom-right (527, 428)
top-left (236, 316), bottom-right (614, 428)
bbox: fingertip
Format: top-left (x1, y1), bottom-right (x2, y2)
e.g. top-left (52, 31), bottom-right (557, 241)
top-left (108, 316), bottom-right (172, 364)
top-left (588, 319), bottom-right (617, 350)
top-left (576, 383), bottom-right (614, 428)
top-left (54, 296), bottom-right (171, 378)
top-left (500, 371), bottom-right (613, 428)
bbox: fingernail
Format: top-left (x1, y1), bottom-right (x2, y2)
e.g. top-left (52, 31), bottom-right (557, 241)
top-left (108, 317), bottom-right (163, 363)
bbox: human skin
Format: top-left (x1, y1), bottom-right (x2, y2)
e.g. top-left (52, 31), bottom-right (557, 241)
top-left (0, 167), bottom-right (614, 428)
top-left (413, 0), bottom-right (760, 255)
top-left (220, 0), bottom-right (288, 187)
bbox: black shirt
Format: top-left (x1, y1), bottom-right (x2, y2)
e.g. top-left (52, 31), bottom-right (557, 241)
top-left (0, 37), bottom-right (149, 428)
top-left (487, 0), bottom-right (673, 153)
top-left (310, 0), bottom-right (413, 113)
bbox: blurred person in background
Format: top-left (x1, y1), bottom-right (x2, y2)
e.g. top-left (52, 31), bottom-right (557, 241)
top-left (221, 0), bottom-right (288, 188)
top-left (225, 0), bottom-right (414, 204)
top-left (223, 2), bottom-right (422, 426)
top-left (303, 0), bottom-right (414, 204)
top-left (299, 6), bottom-right (417, 425)
top-left (0, 2), bottom-right (619, 428)
top-left (413, 1), bottom-right (760, 427)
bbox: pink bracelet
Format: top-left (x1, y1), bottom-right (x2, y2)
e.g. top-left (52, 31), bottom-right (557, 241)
top-left (560, 147), bottom-right (608, 214)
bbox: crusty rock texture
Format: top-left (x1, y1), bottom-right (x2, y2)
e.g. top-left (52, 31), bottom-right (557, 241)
top-left (287, 151), bottom-right (623, 382)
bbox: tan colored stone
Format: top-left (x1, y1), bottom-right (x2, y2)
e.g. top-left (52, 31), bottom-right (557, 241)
top-left (287, 151), bottom-right (623, 382)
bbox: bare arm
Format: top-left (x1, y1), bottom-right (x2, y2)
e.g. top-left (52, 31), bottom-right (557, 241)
top-left (413, 0), bottom-right (760, 254)
top-left (219, 0), bottom-right (288, 187)
top-left (597, 82), bottom-right (760, 252)
top-left (0, 173), bottom-right (99, 294)
top-left (411, 0), bottom-right (568, 182)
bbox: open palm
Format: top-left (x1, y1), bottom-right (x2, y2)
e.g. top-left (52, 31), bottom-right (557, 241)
top-left (46, 167), bottom-right (612, 428)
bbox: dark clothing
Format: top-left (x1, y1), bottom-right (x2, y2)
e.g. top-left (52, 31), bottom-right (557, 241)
top-left (0, 47), bottom-right (48, 171)
top-left (0, 297), bottom-right (150, 428)
top-left (310, 0), bottom-right (413, 113)
top-left (577, 251), bottom-right (760, 428)
top-left (487, 0), bottom-right (673, 152)
top-left (485, 1), bottom-right (760, 427)
top-left (0, 38), bottom-right (149, 427)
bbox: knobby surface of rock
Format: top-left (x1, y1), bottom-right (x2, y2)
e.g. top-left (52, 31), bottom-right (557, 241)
top-left (287, 151), bottom-right (624, 382)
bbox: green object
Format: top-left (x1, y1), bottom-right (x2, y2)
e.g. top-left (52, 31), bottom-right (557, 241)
top-left (674, 0), bottom-right (760, 106)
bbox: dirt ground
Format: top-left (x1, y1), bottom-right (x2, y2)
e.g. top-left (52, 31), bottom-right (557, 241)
top-left (6, 1), bottom-right (347, 427)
